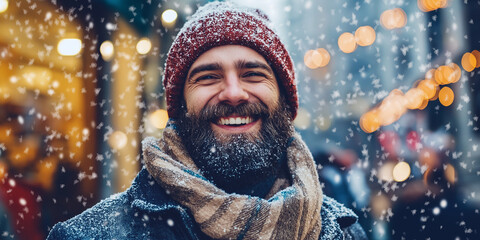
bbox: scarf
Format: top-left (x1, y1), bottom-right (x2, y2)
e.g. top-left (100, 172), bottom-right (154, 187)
top-left (143, 127), bottom-right (323, 240)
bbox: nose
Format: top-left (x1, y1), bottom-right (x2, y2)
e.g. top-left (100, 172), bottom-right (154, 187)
top-left (217, 74), bottom-right (249, 106)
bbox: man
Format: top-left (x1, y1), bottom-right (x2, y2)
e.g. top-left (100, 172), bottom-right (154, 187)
top-left (48, 2), bottom-right (367, 239)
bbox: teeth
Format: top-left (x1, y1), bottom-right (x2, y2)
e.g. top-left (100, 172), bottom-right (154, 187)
top-left (217, 116), bottom-right (253, 126)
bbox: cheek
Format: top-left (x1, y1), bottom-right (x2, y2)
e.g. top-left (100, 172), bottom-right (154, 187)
top-left (184, 87), bottom-right (217, 114)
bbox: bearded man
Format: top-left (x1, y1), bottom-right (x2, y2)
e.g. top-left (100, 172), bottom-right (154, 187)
top-left (48, 2), bottom-right (367, 239)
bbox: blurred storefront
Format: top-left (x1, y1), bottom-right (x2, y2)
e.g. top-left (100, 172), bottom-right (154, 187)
top-left (0, 0), bottom-right (479, 239)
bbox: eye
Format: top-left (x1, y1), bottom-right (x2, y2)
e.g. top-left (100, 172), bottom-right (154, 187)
top-left (194, 74), bottom-right (220, 84)
top-left (242, 71), bottom-right (267, 79)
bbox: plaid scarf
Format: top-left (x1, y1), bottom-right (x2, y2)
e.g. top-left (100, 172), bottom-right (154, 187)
top-left (143, 127), bottom-right (323, 240)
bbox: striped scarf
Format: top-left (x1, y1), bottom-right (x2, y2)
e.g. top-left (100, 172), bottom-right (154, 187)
top-left (143, 127), bottom-right (323, 240)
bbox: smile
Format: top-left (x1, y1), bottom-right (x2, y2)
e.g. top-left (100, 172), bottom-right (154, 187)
top-left (216, 116), bottom-right (254, 126)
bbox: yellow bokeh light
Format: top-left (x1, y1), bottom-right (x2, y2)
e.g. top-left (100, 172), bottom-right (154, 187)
top-left (100, 40), bottom-right (115, 61)
top-left (162, 9), bottom-right (178, 24)
top-left (148, 109), bottom-right (169, 129)
top-left (392, 161), bottom-right (411, 182)
top-left (108, 131), bottom-right (128, 150)
top-left (438, 86), bottom-right (454, 106)
top-left (0, 0), bottom-right (8, 13)
top-left (355, 26), bottom-right (376, 46)
top-left (447, 63), bottom-right (462, 83)
top-left (57, 38), bottom-right (82, 56)
top-left (378, 162), bottom-right (396, 182)
top-left (294, 108), bottom-right (311, 130)
top-left (461, 52), bottom-right (477, 72)
top-left (444, 164), bottom-right (456, 184)
top-left (338, 32), bottom-right (357, 53)
top-left (136, 37), bottom-right (152, 55)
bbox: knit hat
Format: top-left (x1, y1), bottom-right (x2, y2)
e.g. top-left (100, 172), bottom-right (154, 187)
top-left (163, 1), bottom-right (298, 119)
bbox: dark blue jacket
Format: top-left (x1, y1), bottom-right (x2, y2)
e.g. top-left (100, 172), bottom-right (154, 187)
top-left (47, 168), bottom-right (367, 240)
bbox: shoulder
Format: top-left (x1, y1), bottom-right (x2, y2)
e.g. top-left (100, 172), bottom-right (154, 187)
top-left (320, 195), bottom-right (368, 240)
top-left (47, 192), bottom-right (130, 240)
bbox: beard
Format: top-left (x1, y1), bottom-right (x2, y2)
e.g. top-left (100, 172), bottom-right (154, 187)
top-left (176, 99), bottom-right (294, 194)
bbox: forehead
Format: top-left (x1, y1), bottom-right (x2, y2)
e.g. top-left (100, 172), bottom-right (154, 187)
top-left (189, 45), bottom-right (269, 69)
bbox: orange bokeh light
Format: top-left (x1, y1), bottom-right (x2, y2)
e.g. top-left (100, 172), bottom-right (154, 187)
top-left (461, 52), bottom-right (477, 72)
top-left (360, 110), bottom-right (380, 133)
top-left (312, 48), bottom-right (331, 68)
top-left (405, 88), bottom-right (427, 109)
top-left (338, 32), bottom-right (357, 53)
top-left (418, 0), bottom-right (449, 12)
top-left (438, 86), bottom-right (454, 106)
top-left (355, 26), bottom-right (376, 46)
top-left (380, 8), bottom-right (407, 30)
top-left (417, 79), bottom-right (438, 99)
top-left (471, 50), bottom-right (480, 68)
top-left (304, 50), bottom-right (318, 69)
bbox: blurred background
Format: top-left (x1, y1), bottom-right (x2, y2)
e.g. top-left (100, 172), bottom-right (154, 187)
top-left (0, 0), bottom-right (479, 239)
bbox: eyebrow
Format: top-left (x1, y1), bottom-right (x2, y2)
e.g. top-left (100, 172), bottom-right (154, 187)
top-left (236, 60), bottom-right (274, 75)
top-left (187, 60), bottom-right (274, 82)
top-left (187, 63), bottom-right (222, 82)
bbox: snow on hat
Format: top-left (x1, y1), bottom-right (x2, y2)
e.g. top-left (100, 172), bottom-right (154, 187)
top-left (163, 1), bottom-right (298, 119)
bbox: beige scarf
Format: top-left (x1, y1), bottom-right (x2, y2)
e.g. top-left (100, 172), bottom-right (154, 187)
top-left (143, 127), bottom-right (323, 240)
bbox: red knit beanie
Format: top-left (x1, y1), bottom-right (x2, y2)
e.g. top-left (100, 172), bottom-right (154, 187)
top-left (164, 1), bottom-right (298, 119)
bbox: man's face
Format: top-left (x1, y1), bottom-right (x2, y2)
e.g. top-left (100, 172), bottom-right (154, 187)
top-left (178, 45), bottom-right (293, 194)
top-left (183, 45), bottom-right (281, 140)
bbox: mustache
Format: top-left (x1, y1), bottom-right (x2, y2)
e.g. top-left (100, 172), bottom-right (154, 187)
top-left (193, 102), bottom-right (272, 122)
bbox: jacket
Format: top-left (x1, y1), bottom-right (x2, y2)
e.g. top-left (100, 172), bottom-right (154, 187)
top-left (47, 168), bottom-right (367, 240)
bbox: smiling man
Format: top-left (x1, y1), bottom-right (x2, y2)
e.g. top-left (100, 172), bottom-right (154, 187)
top-left (48, 2), bottom-right (367, 240)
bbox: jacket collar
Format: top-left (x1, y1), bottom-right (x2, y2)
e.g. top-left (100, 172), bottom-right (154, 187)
top-left (127, 167), bottom-right (182, 212)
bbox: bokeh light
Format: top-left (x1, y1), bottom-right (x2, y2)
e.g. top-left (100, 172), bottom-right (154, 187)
top-left (338, 32), bottom-right (357, 53)
top-left (100, 40), bottom-right (115, 61)
top-left (312, 48), bottom-right (331, 67)
top-left (57, 38), bottom-right (82, 56)
top-left (471, 50), bottom-right (480, 68)
top-left (438, 86), bottom-right (454, 106)
top-left (355, 26), bottom-right (376, 46)
top-left (108, 131), bottom-right (128, 150)
top-left (417, 79), bottom-right (438, 99)
top-left (380, 8), bottom-right (407, 30)
top-left (136, 37), bottom-right (152, 55)
top-left (0, 0), bottom-right (8, 13)
top-left (294, 107), bottom-right (311, 130)
top-left (445, 164), bottom-right (456, 184)
top-left (392, 161), bottom-right (411, 182)
top-left (418, 0), bottom-right (449, 12)
top-left (148, 109), bottom-right (169, 129)
top-left (360, 109), bottom-right (380, 133)
top-left (162, 9), bottom-right (178, 24)
top-left (461, 52), bottom-right (477, 72)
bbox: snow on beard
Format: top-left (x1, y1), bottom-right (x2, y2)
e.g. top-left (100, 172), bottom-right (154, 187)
top-left (177, 99), bottom-right (294, 194)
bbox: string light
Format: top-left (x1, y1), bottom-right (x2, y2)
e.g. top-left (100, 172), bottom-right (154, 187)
top-left (338, 32), bottom-right (357, 53)
top-left (355, 26), bottom-right (376, 46)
